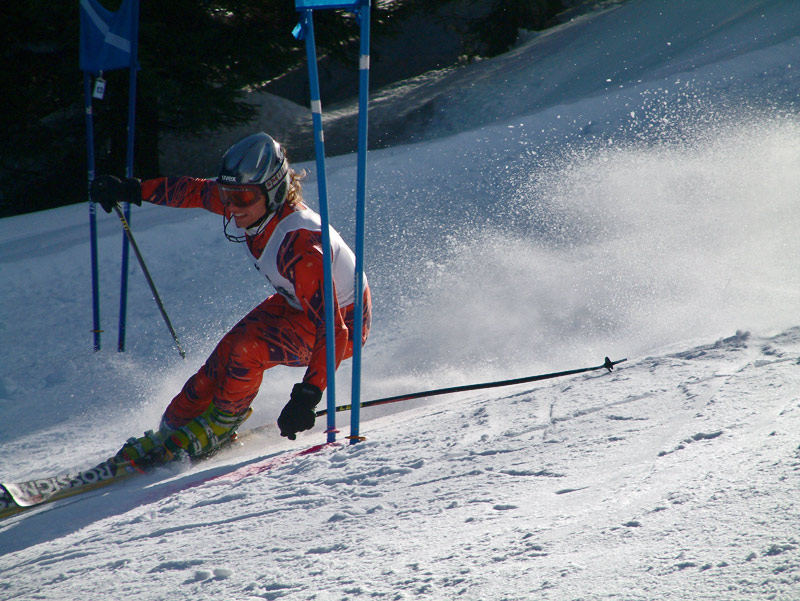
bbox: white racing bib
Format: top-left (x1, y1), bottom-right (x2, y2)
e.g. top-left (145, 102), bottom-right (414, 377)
top-left (248, 209), bottom-right (365, 310)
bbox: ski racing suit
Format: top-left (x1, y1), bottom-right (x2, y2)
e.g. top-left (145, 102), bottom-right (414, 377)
top-left (140, 177), bottom-right (371, 427)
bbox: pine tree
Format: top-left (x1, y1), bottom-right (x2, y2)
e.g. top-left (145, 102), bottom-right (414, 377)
top-left (0, 0), bottom-right (566, 216)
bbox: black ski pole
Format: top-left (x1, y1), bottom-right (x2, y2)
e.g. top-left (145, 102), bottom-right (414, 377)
top-left (316, 356), bottom-right (627, 416)
top-left (113, 203), bottom-right (186, 359)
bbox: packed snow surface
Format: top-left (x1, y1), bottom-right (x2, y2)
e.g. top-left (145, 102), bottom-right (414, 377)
top-left (1, 1), bottom-right (799, 599)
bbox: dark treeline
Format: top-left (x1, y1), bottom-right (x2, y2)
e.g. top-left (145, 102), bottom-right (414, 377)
top-left (0, 0), bottom-right (565, 217)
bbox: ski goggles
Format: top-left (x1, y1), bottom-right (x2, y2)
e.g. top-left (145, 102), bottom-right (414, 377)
top-left (218, 184), bottom-right (264, 208)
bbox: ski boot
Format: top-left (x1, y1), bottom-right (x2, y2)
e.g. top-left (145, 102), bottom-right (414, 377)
top-left (113, 429), bottom-right (175, 471)
top-left (161, 405), bottom-right (253, 461)
top-left (114, 405), bottom-right (252, 469)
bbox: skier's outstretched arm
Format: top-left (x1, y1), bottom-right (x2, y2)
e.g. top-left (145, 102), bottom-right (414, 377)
top-left (91, 175), bottom-right (225, 215)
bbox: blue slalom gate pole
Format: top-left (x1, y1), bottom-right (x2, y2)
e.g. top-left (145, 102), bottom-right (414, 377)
top-left (350, 0), bottom-right (371, 443)
top-left (117, 0), bottom-right (140, 353)
top-left (118, 211), bottom-right (131, 352)
top-left (80, 0), bottom-right (141, 352)
top-left (84, 72), bottom-right (102, 352)
top-left (295, 0), bottom-right (371, 443)
top-left (297, 9), bottom-right (339, 443)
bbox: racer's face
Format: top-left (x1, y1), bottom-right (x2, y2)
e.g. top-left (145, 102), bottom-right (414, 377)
top-left (219, 184), bottom-right (267, 229)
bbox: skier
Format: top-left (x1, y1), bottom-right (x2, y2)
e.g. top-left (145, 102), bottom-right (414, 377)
top-left (91, 132), bottom-right (371, 467)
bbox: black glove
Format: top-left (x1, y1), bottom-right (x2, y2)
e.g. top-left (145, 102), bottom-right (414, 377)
top-left (277, 383), bottom-right (322, 440)
top-left (91, 175), bottom-right (142, 213)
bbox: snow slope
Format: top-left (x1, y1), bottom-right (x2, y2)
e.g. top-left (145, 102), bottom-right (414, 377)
top-left (1, 1), bottom-right (799, 599)
top-left (1, 329), bottom-right (799, 600)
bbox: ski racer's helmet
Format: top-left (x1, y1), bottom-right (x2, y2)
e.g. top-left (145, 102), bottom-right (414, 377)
top-left (218, 132), bottom-right (290, 215)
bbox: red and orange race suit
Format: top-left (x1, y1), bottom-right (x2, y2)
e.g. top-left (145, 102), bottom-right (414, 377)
top-left (140, 177), bottom-right (371, 426)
